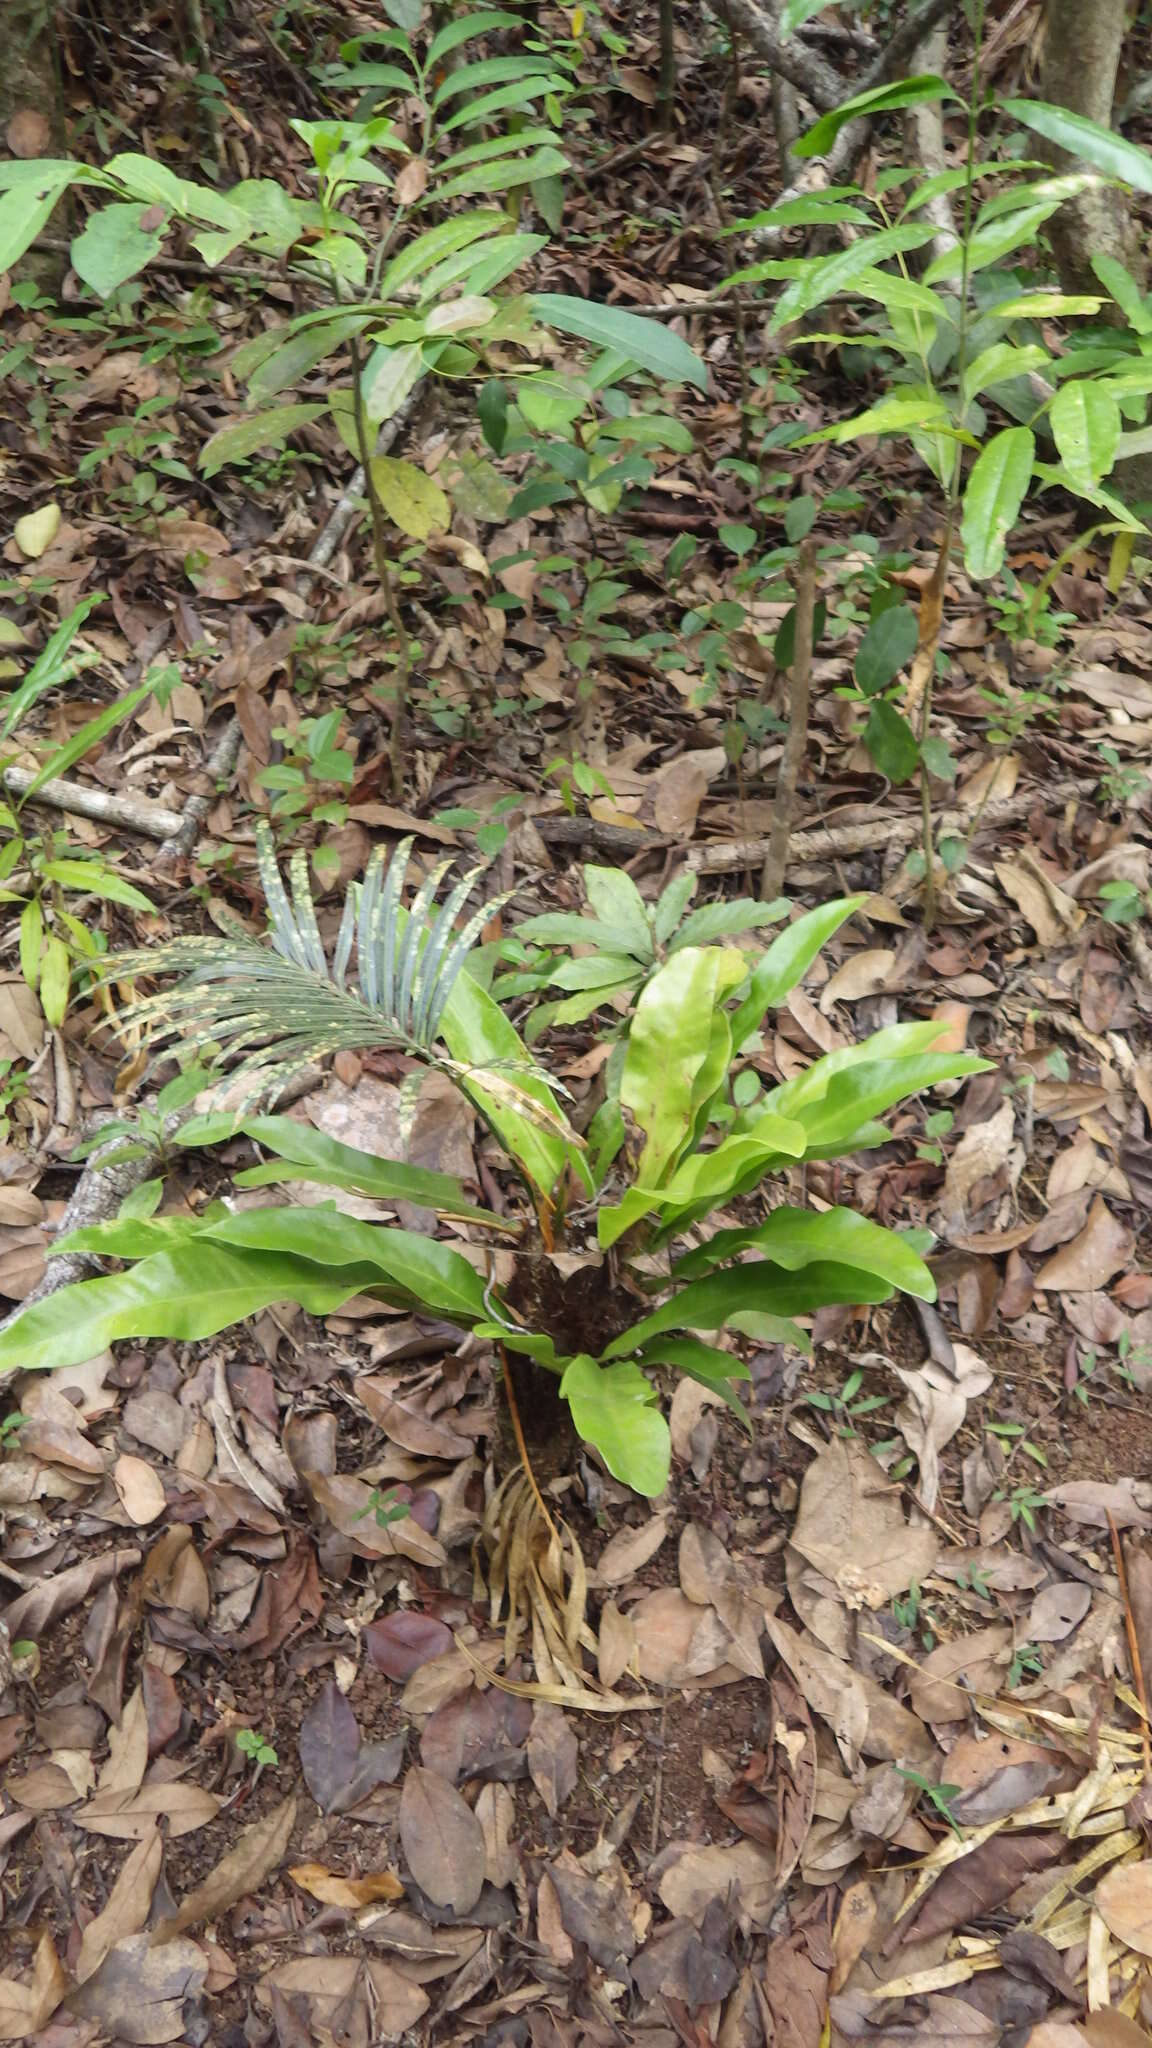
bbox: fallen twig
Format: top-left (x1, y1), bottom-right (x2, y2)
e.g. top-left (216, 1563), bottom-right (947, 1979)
top-left (0, 767), bottom-right (183, 841)
top-left (761, 536), bottom-right (817, 900)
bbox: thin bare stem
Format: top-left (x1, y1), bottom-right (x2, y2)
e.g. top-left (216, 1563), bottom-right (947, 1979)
top-left (348, 333), bottom-right (413, 796)
top-left (761, 536), bottom-right (817, 901)
top-left (499, 1345), bottom-right (560, 1545)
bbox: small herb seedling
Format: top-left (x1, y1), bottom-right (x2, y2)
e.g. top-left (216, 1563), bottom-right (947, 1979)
top-left (897, 1767), bottom-right (965, 1840)
top-left (1008, 1641), bottom-right (1044, 1689)
top-left (236, 1727), bottom-right (278, 1770)
top-left (806, 1366), bottom-right (890, 1437)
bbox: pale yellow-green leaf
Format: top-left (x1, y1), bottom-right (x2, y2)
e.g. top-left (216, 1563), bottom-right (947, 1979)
top-left (370, 457), bottom-right (451, 540)
top-left (0, 618), bottom-right (27, 647)
top-left (39, 935), bottom-right (70, 1028)
top-left (424, 294), bottom-right (495, 335)
top-left (14, 503), bottom-right (61, 559)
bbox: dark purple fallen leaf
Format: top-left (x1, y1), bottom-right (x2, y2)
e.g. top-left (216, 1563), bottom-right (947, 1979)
top-left (399, 1766), bottom-right (485, 1914)
top-left (365, 1612), bottom-right (454, 1680)
top-left (547, 1862), bottom-right (637, 1977)
top-left (298, 1681), bottom-right (404, 1817)
top-left (633, 1920), bottom-right (738, 2007)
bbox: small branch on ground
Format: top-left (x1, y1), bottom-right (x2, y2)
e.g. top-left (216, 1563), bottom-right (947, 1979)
top-left (157, 717), bottom-right (243, 865)
top-left (0, 767), bottom-right (183, 841)
top-left (761, 537), bottom-right (817, 901)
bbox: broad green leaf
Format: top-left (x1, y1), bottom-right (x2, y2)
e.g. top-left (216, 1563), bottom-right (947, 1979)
top-left (635, 1336), bottom-right (752, 1431)
top-left (673, 1207), bottom-right (935, 1298)
top-left (433, 126), bottom-right (561, 174)
top-left (513, 912), bottom-right (630, 952)
top-left (961, 343), bottom-right (1051, 406)
top-left (559, 1354), bottom-right (669, 1497)
top-left (381, 211), bottom-right (507, 295)
top-left (249, 315), bottom-right (369, 400)
top-left (1002, 98), bottom-right (1152, 197)
top-left (433, 54), bottom-right (559, 107)
top-left (584, 867), bottom-right (653, 961)
top-left (795, 76), bottom-right (959, 161)
top-left (0, 1243), bottom-right (381, 1376)
top-left (423, 294), bottom-right (495, 335)
top-left (806, 389), bottom-right (951, 446)
top-left (599, 1112), bottom-right (808, 1249)
top-left (0, 162), bottom-right (82, 271)
top-left (370, 455), bottom-right (450, 538)
top-left (961, 426), bottom-right (1035, 580)
top-left (605, 1261), bottom-right (896, 1358)
top-left (362, 341), bottom-right (425, 424)
top-left (18, 899), bottom-right (41, 989)
top-left (102, 153), bottom-right (188, 210)
top-left (671, 899), bottom-right (787, 950)
top-left (1091, 253), bottom-right (1152, 334)
top-left (769, 225), bottom-right (935, 332)
top-left (987, 292), bottom-right (1102, 320)
top-left (419, 233), bottom-right (545, 301)
top-left (199, 403), bottom-right (326, 477)
top-left (595, 413), bottom-right (695, 455)
top-left (202, 1209), bottom-right (487, 1322)
top-left (787, 1052), bottom-right (990, 1152)
top-left (855, 606), bottom-right (918, 697)
top-left (26, 676), bottom-right (158, 795)
top-left (71, 203), bottom-right (167, 297)
top-left (925, 201), bottom-right (1062, 285)
top-left (439, 78), bottom-right (568, 135)
top-left (435, 146), bottom-right (567, 202)
top-left (729, 196), bottom-right (873, 234)
top-left (729, 898), bottom-right (866, 1050)
top-left (620, 948), bottom-right (746, 1187)
top-left (863, 700), bottom-right (919, 784)
top-left (39, 859), bottom-right (154, 911)
top-left (1051, 379), bottom-right (1121, 488)
top-left (427, 9), bottom-right (523, 67)
top-left (233, 1114), bottom-right (502, 1223)
top-left (532, 294), bottom-right (708, 390)
top-left (439, 966), bottom-right (581, 1201)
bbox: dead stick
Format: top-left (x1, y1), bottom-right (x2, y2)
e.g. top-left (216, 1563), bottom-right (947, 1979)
top-left (761, 536), bottom-right (816, 900)
top-left (0, 767), bottom-right (183, 841)
top-left (1110, 1512), bottom-right (1152, 1782)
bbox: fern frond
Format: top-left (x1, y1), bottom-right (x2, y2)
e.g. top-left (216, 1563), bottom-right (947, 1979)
top-left (108, 828), bottom-right (506, 1106)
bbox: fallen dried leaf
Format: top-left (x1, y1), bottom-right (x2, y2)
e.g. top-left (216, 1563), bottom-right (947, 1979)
top-left (398, 1766), bottom-right (485, 1913)
top-left (1035, 1197), bottom-right (1134, 1293)
top-left (154, 1793), bottom-right (296, 1939)
top-left (75, 1828), bottom-right (163, 1983)
top-left (289, 1861), bottom-right (404, 1908)
top-left (1096, 1860), bottom-right (1152, 1958)
top-left (69, 1933), bottom-right (206, 2045)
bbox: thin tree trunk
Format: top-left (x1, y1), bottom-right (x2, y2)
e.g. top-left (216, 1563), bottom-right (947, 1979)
top-left (1040, 0), bottom-right (1143, 292)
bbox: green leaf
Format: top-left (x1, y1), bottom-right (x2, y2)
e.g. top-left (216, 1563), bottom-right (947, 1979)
top-left (1090, 253), bottom-right (1152, 335)
top-left (804, 389), bottom-right (951, 447)
top-left (433, 54), bottom-right (559, 107)
top-left (369, 455), bottom-right (450, 538)
top-left (249, 315), bottom-right (369, 401)
top-left (961, 426), bottom-right (1035, 580)
top-left (620, 947), bottom-right (746, 1186)
top-left (39, 859), bottom-right (154, 911)
top-left (635, 1335), bottom-right (752, 1430)
top-left (671, 899), bottom-right (787, 950)
top-left (71, 203), bottom-right (167, 297)
top-left (1, 593), bottom-right (105, 745)
top-left (233, 1115), bottom-right (503, 1224)
top-left (199, 404), bottom-right (326, 477)
top-left (778, 1049), bottom-right (990, 1153)
top-left (0, 162), bottom-right (81, 272)
top-left (583, 867), bottom-right (654, 961)
top-left (864, 700), bottom-right (919, 784)
top-left (532, 294), bottom-right (708, 390)
top-left (1002, 98), bottom-right (1152, 196)
top-left (728, 898), bottom-right (866, 1050)
top-left (924, 201), bottom-right (1063, 285)
top-left (434, 146), bottom-right (567, 202)
top-left (18, 898), bottom-right (41, 989)
top-left (673, 1206), bottom-right (935, 1298)
top-left (439, 78), bottom-right (567, 135)
top-left (961, 343), bottom-right (1051, 406)
top-left (202, 1209), bottom-right (487, 1322)
top-left (605, 1261), bottom-right (896, 1358)
top-left (25, 676), bottom-right (158, 796)
top-left (361, 341), bottom-right (425, 424)
top-left (0, 1242), bottom-right (385, 1376)
top-left (438, 967), bottom-right (582, 1202)
top-left (380, 211), bottom-right (507, 296)
top-left (559, 1354), bottom-right (670, 1497)
top-left (1050, 380), bottom-right (1120, 489)
top-left (795, 76), bottom-right (959, 162)
top-left (781, 0), bottom-right (844, 34)
top-left (427, 8), bottom-right (523, 66)
top-left (855, 606), bottom-right (918, 697)
top-left (598, 1111), bottom-right (808, 1248)
top-left (769, 225), bottom-right (935, 333)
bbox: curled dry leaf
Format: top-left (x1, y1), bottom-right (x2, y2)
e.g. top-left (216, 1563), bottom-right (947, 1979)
top-left (398, 1765), bottom-right (485, 1914)
top-left (657, 1840), bottom-right (779, 1927)
top-left (527, 1703), bottom-right (579, 1819)
top-left (289, 1861), bottom-right (404, 1908)
top-left (899, 1833), bottom-right (1065, 1944)
top-left (364, 1611), bottom-right (454, 1679)
top-left (631, 1587), bottom-right (732, 1685)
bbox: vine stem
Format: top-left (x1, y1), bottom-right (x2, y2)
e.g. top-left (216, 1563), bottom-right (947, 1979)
top-left (348, 331), bottom-right (414, 795)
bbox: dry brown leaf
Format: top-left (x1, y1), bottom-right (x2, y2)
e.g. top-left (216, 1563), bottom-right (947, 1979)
top-left (891, 1350), bottom-right (993, 1513)
top-left (995, 852), bottom-right (1085, 946)
top-left (1035, 1196), bottom-right (1135, 1293)
top-left (1028, 1581), bottom-right (1093, 1643)
top-left (766, 1613), bottom-right (934, 1766)
top-left (289, 1861), bottom-right (403, 1908)
top-left (1048, 1479), bottom-right (1152, 1529)
top-left (789, 1439), bottom-right (939, 1607)
top-left (597, 1599), bottom-right (636, 1691)
top-left (358, 1376), bottom-right (472, 1460)
top-left (258, 1957), bottom-right (429, 2041)
top-left (112, 1454), bottom-right (167, 1526)
top-left (75, 1827), bottom-right (163, 1984)
top-left (308, 1471), bottom-right (447, 1566)
top-left (527, 1703), bottom-right (578, 1818)
top-left (592, 1515), bottom-right (670, 1587)
top-left (819, 949), bottom-right (897, 1009)
top-left (908, 1624), bottom-right (1012, 1722)
top-left (70, 1933), bottom-right (206, 2046)
top-left (398, 1766), bottom-right (485, 1913)
top-left (899, 1833), bottom-right (1065, 1944)
top-left (475, 1783), bottom-right (518, 1890)
top-left (657, 1840), bottom-right (778, 1926)
top-left (97, 1686), bottom-right (149, 1797)
top-left (155, 1794), bottom-right (296, 1939)
top-left (74, 1782), bottom-right (222, 1839)
top-left (0, 1932), bottom-right (66, 2043)
top-left (631, 1587), bottom-right (732, 1684)
top-left (942, 1101), bottom-right (1019, 1225)
top-left (1096, 1860), bottom-right (1152, 1957)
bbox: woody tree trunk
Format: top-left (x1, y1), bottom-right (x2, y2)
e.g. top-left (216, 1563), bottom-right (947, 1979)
top-left (1039, 0), bottom-right (1144, 293)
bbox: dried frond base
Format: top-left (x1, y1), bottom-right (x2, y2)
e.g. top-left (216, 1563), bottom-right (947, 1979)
top-left (470, 1472), bottom-right (656, 1714)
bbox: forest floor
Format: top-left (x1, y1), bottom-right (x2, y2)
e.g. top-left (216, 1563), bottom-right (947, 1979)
top-left (3, 4), bottom-right (1152, 2046)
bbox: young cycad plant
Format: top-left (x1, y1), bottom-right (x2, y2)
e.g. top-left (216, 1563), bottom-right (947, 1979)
top-left (0, 847), bottom-right (991, 1530)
